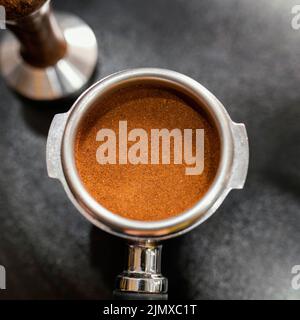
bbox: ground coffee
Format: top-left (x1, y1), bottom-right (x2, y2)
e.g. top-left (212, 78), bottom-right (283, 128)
top-left (75, 84), bottom-right (220, 221)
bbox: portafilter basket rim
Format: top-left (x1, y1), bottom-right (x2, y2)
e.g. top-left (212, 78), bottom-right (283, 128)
top-left (58, 68), bottom-right (244, 240)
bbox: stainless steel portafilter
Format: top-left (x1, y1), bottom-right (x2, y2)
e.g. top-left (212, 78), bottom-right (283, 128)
top-left (46, 68), bottom-right (249, 299)
top-left (0, 0), bottom-right (98, 100)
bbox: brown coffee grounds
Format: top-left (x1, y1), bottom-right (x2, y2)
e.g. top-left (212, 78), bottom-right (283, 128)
top-left (1, 0), bottom-right (46, 20)
top-left (75, 85), bottom-right (220, 221)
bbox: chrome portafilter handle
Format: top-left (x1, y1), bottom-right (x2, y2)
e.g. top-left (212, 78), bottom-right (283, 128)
top-left (114, 242), bottom-right (168, 300)
top-left (0, 0), bottom-right (98, 100)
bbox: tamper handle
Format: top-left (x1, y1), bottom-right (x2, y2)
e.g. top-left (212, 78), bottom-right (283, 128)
top-left (7, 1), bottom-right (66, 67)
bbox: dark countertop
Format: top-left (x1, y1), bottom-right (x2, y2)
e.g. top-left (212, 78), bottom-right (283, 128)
top-left (0, 0), bottom-right (300, 299)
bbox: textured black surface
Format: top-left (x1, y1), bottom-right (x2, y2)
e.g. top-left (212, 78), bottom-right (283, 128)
top-left (0, 0), bottom-right (300, 299)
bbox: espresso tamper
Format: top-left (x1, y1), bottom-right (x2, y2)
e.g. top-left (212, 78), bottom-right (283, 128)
top-left (46, 68), bottom-right (249, 299)
top-left (0, 0), bottom-right (98, 100)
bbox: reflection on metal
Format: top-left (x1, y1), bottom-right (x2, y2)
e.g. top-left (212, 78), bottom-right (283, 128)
top-left (115, 243), bottom-right (168, 295)
top-left (0, 265), bottom-right (6, 290)
top-left (0, 6), bottom-right (6, 29)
